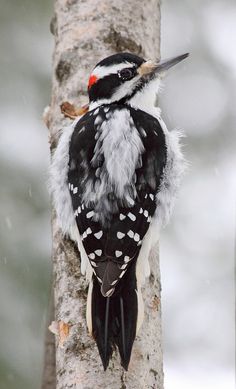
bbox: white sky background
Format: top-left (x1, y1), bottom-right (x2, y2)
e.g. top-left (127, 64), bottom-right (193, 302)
top-left (0, 0), bottom-right (235, 388)
top-left (160, 0), bottom-right (235, 388)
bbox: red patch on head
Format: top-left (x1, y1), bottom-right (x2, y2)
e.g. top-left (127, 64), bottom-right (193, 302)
top-left (88, 74), bottom-right (98, 89)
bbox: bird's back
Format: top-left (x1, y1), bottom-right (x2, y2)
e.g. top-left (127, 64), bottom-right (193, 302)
top-left (68, 104), bottom-right (166, 294)
top-left (67, 103), bottom-right (167, 369)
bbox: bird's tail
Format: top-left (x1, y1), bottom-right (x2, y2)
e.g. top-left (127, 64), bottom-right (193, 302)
top-left (86, 261), bottom-right (139, 370)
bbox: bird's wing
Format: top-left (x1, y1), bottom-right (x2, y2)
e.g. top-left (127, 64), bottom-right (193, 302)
top-left (68, 105), bottom-right (166, 296)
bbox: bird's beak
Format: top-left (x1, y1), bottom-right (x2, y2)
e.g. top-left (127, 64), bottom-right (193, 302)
top-left (138, 53), bottom-right (189, 77)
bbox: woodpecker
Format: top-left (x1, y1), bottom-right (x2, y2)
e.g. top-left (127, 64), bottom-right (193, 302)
top-left (50, 51), bottom-right (188, 370)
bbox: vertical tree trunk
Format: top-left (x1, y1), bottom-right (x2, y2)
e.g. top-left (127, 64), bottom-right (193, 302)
top-left (42, 291), bottom-right (56, 389)
top-left (45, 0), bottom-right (163, 388)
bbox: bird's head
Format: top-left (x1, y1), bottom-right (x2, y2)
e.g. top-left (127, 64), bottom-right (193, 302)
top-left (88, 52), bottom-right (189, 110)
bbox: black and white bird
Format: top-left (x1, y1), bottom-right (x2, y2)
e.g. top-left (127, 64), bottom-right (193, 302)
top-left (50, 52), bottom-right (188, 370)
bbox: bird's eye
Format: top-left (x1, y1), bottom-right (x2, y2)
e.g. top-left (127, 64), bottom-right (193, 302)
top-left (118, 68), bottom-right (135, 81)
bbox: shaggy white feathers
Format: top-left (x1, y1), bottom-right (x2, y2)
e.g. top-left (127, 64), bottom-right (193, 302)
top-left (83, 109), bottom-right (144, 208)
top-left (154, 122), bottom-right (186, 228)
top-left (49, 123), bottom-right (75, 236)
top-left (49, 119), bottom-right (91, 276)
top-left (50, 81), bottom-right (185, 292)
top-left (135, 126), bottom-right (185, 293)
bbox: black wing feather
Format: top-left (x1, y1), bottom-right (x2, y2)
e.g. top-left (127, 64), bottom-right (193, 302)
top-left (68, 104), bottom-right (166, 294)
top-left (68, 104), bottom-right (166, 369)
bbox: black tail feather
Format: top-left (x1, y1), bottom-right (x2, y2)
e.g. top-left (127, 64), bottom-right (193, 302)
top-left (115, 274), bottom-right (138, 370)
top-left (91, 279), bottom-right (112, 370)
top-left (91, 261), bottom-right (138, 370)
top-left (119, 297), bottom-right (126, 363)
top-left (104, 296), bottom-right (110, 364)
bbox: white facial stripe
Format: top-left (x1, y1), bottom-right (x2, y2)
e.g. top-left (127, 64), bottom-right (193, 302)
top-left (92, 62), bottom-right (134, 80)
top-left (109, 76), bottom-right (140, 100)
top-left (89, 75), bottom-right (140, 111)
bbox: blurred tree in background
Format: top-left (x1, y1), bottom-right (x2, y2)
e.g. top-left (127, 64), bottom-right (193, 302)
top-left (0, 2), bottom-right (52, 388)
top-left (0, 1), bottom-right (234, 388)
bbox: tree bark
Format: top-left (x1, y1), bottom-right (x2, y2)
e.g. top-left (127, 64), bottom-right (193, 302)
top-left (45, 0), bottom-right (163, 388)
top-left (41, 290), bottom-right (56, 389)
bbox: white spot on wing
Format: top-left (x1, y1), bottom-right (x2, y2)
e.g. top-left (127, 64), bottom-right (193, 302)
top-left (95, 249), bottom-right (102, 256)
top-left (140, 127), bottom-right (147, 137)
top-left (115, 250), bottom-right (122, 258)
top-left (117, 232), bottom-right (125, 239)
top-left (119, 269), bottom-right (127, 278)
top-left (128, 212), bottom-right (136, 221)
top-left (89, 253), bottom-right (95, 259)
top-left (120, 214), bottom-right (126, 220)
top-left (105, 287), bottom-right (115, 297)
top-left (127, 230), bottom-right (134, 238)
top-left (94, 231), bottom-right (103, 239)
top-left (134, 233), bottom-right (140, 242)
top-left (79, 126), bottom-right (85, 134)
top-left (86, 211), bottom-right (94, 219)
top-left (94, 115), bottom-right (102, 126)
top-left (126, 195), bottom-right (135, 206)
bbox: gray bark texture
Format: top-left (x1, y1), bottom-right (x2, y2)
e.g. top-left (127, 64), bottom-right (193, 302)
top-left (42, 291), bottom-right (56, 389)
top-left (45, 0), bottom-right (163, 388)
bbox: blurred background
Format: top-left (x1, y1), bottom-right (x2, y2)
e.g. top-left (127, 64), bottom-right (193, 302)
top-left (0, 0), bottom-right (235, 388)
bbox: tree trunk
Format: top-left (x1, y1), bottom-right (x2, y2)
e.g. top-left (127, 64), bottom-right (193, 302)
top-left (41, 291), bottom-right (56, 389)
top-left (45, 0), bottom-right (163, 388)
